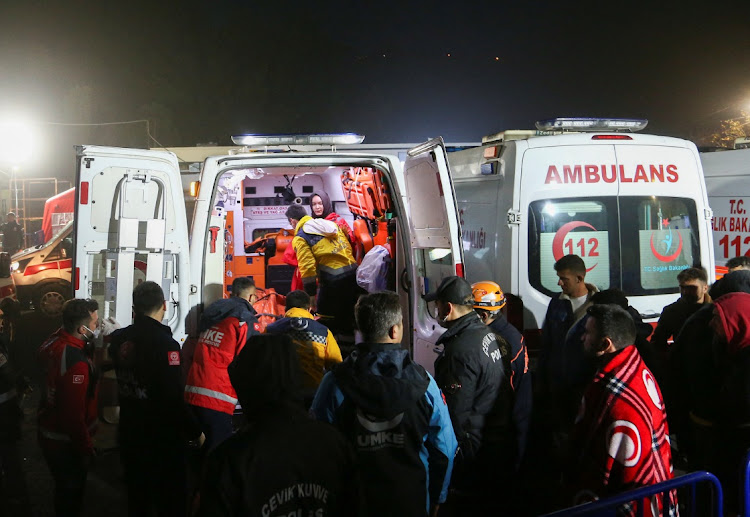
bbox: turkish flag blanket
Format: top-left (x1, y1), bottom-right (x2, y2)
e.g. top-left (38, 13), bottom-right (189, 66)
top-left (568, 345), bottom-right (677, 516)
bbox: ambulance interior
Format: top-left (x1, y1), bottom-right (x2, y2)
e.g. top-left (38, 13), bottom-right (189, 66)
top-left (201, 164), bottom-right (402, 329)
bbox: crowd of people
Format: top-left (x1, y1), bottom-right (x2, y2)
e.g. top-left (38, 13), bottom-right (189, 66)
top-left (3, 233), bottom-right (750, 515)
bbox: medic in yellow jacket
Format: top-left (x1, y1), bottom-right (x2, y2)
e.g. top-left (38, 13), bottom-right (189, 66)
top-left (265, 306), bottom-right (343, 392)
top-left (292, 215), bottom-right (357, 296)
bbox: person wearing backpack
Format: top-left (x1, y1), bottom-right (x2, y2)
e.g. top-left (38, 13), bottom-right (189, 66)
top-left (311, 291), bottom-right (456, 517)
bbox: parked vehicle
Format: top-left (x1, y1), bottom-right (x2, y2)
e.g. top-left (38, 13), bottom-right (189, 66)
top-left (700, 147), bottom-right (750, 276)
top-left (448, 118), bottom-right (715, 352)
top-left (72, 135), bottom-right (465, 373)
top-left (11, 221), bottom-right (73, 316)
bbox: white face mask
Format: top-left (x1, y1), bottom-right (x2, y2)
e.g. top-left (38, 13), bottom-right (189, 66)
top-left (82, 325), bottom-right (100, 340)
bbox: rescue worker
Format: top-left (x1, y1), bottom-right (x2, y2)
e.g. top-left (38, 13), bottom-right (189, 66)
top-left (185, 276), bottom-right (261, 450)
top-left (471, 281), bottom-right (532, 473)
top-left (37, 298), bottom-right (100, 517)
top-left (0, 300), bottom-right (31, 515)
top-left (426, 276), bottom-right (506, 509)
top-left (109, 281), bottom-right (204, 517)
top-left (312, 291), bottom-right (456, 517)
top-left (198, 333), bottom-right (358, 516)
top-left (265, 289), bottom-right (342, 405)
top-left (1, 212), bottom-right (23, 255)
top-left (285, 203), bottom-right (361, 336)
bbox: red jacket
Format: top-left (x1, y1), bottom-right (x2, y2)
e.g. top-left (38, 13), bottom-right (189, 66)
top-left (185, 316), bottom-right (248, 414)
top-left (37, 329), bottom-right (98, 455)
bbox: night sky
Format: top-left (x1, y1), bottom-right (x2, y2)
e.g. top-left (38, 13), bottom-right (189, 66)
top-left (0, 0), bottom-right (748, 177)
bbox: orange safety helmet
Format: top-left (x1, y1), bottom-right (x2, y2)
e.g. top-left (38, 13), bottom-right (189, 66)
top-left (471, 281), bottom-right (506, 311)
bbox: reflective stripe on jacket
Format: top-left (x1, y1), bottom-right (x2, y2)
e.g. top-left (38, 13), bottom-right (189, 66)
top-left (185, 316), bottom-right (248, 414)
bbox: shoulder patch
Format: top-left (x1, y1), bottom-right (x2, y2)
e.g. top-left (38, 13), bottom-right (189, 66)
top-left (168, 351), bottom-right (180, 366)
top-left (72, 374), bottom-right (85, 384)
top-left (253, 322), bottom-right (261, 332)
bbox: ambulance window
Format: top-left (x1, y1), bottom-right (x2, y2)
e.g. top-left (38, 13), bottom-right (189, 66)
top-left (619, 197), bottom-right (700, 295)
top-left (528, 199), bottom-right (617, 297)
top-left (421, 248), bottom-right (455, 313)
top-left (252, 228), bottom-right (281, 241)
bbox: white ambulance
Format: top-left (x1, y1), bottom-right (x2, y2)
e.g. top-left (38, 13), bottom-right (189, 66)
top-left (71, 135), bottom-right (464, 373)
top-left (448, 118), bottom-right (715, 352)
top-left (700, 147), bottom-right (750, 276)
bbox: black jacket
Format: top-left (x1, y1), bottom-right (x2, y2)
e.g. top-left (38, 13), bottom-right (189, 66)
top-left (489, 314), bottom-right (532, 469)
top-left (109, 315), bottom-right (201, 448)
top-left (198, 406), bottom-right (358, 517)
top-left (434, 312), bottom-right (507, 460)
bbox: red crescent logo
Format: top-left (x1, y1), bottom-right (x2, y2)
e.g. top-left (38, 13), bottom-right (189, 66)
top-left (607, 420), bottom-right (642, 467)
top-left (552, 221), bottom-right (598, 272)
top-left (649, 232), bottom-right (683, 262)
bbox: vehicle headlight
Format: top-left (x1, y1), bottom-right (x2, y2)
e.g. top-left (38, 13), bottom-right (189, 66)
top-left (10, 261), bottom-right (19, 273)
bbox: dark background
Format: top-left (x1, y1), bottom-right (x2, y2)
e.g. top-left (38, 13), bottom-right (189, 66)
top-left (0, 0), bottom-right (748, 179)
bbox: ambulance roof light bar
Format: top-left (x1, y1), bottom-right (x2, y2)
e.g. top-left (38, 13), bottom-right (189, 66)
top-left (535, 118), bottom-right (649, 132)
top-left (231, 133), bottom-right (365, 147)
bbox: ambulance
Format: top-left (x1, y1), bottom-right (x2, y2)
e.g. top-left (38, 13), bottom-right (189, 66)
top-left (71, 135), bottom-right (465, 373)
top-left (700, 147), bottom-right (750, 276)
top-left (448, 118), bottom-right (715, 352)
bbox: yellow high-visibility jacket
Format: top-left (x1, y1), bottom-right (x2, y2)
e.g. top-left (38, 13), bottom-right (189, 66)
top-left (293, 215), bottom-right (356, 294)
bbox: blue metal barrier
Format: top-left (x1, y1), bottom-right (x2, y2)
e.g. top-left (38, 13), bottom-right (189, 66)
top-left (744, 449), bottom-right (750, 517)
top-left (542, 471), bottom-right (723, 517)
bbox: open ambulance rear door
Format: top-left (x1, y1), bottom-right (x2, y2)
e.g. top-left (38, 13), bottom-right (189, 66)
top-left (400, 138), bottom-right (465, 372)
top-left (72, 146), bottom-right (193, 344)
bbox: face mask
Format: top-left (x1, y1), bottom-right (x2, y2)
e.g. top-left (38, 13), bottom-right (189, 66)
top-left (82, 325), bottom-right (100, 341)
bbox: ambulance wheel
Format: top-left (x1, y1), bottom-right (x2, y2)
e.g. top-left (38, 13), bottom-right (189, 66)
top-left (37, 283), bottom-right (70, 318)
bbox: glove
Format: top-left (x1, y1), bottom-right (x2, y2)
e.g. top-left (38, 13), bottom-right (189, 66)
top-left (100, 317), bottom-right (121, 337)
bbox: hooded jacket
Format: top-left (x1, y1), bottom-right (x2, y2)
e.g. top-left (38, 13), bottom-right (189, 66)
top-left (669, 274), bottom-right (750, 432)
top-left (293, 215), bottom-right (356, 296)
top-left (311, 343), bottom-right (456, 517)
top-left (434, 311), bottom-right (507, 461)
top-left (199, 334), bottom-right (358, 517)
top-left (186, 297), bottom-right (261, 414)
top-left (714, 292), bottom-right (750, 427)
top-left (198, 296), bottom-right (261, 337)
top-left (265, 307), bottom-right (342, 394)
top-left (37, 329), bottom-right (99, 455)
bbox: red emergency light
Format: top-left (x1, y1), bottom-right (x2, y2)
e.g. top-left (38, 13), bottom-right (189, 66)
top-left (483, 146), bottom-right (499, 159)
top-left (591, 135), bottom-right (633, 140)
